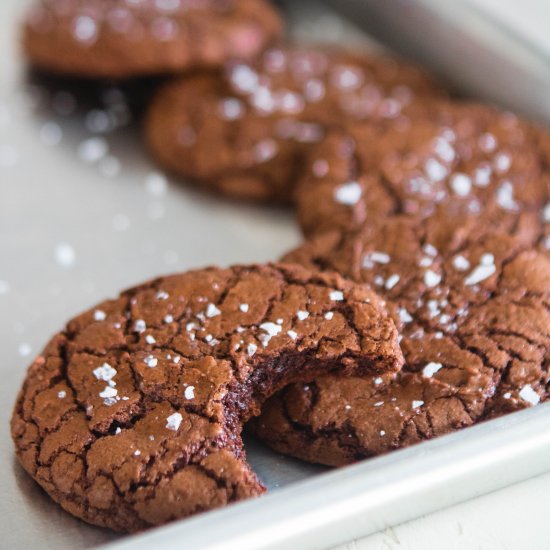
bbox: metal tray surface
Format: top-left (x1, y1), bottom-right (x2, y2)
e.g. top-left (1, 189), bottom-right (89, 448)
top-left (322, 0), bottom-right (550, 122)
top-left (1, 1), bottom-right (549, 549)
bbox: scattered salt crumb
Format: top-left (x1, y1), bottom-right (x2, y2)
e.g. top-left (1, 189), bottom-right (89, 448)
top-left (453, 255), bottom-right (470, 271)
top-left (380, 430), bottom-right (386, 436)
top-left (99, 386), bottom-right (117, 399)
top-left (425, 158), bottom-right (447, 182)
top-left (423, 244), bottom-right (438, 257)
top-left (134, 449), bottom-right (141, 457)
top-left (247, 343), bottom-right (258, 357)
top-left (297, 310), bottom-right (309, 321)
top-left (166, 412), bottom-right (183, 432)
top-left (184, 386), bottom-right (195, 400)
top-left (58, 390), bottom-right (66, 399)
top-left (424, 270), bottom-right (441, 288)
top-left (363, 251), bottom-right (390, 268)
top-left (156, 291), bottom-right (169, 300)
top-left (219, 98), bottom-right (245, 121)
top-left (93, 363), bottom-right (117, 381)
top-left (287, 330), bottom-right (298, 340)
top-left (324, 311), bottom-right (334, 320)
top-left (330, 290), bottom-right (344, 301)
top-left (18, 343), bottom-right (32, 357)
top-left (398, 308), bottom-right (413, 324)
top-left (94, 310), bottom-right (106, 321)
top-left (345, 405), bottom-right (352, 411)
top-left (497, 181), bottom-right (518, 211)
top-left (164, 315), bottom-right (174, 324)
top-left (373, 401), bottom-right (384, 407)
top-left (240, 304), bottom-right (249, 313)
top-left (78, 137), bottom-right (108, 163)
top-left (503, 392), bottom-right (512, 400)
top-left (54, 243), bottom-right (76, 268)
top-left (259, 322), bottom-right (283, 347)
top-left (73, 15), bottom-right (98, 44)
top-left (450, 173), bottom-right (472, 196)
top-left (145, 335), bottom-right (156, 345)
top-left (254, 139), bottom-right (278, 163)
top-left (412, 400), bottom-right (424, 409)
top-left (206, 304), bottom-right (221, 318)
top-left (134, 320), bottom-right (146, 333)
top-left (385, 274), bottom-right (400, 290)
top-left (494, 152), bottom-right (512, 173)
top-left (465, 254), bottom-right (496, 286)
top-left (115, 427), bottom-right (122, 435)
top-left (144, 355), bottom-right (158, 368)
top-left (423, 362), bottom-right (443, 378)
top-left (334, 181), bottom-right (362, 205)
top-left (519, 385), bottom-right (540, 405)
top-left (145, 172), bottom-right (168, 197)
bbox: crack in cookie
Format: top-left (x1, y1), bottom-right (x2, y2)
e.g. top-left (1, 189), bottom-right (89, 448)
top-left (11, 263), bottom-right (403, 531)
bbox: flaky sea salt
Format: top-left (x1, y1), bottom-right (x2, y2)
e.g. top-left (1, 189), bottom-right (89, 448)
top-left (166, 412), bottom-right (183, 432)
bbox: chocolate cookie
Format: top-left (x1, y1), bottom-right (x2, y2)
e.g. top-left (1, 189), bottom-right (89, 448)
top-left (11, 263), bottom-right (403, 532)
top-left (296, 102), bottom-right (550, 247)
top-left (145, 46), bottom-right (443, 202)
top-left (252, 229), bottom-right (550, 466)
top-left (23, 0), bottom-right (282, 78)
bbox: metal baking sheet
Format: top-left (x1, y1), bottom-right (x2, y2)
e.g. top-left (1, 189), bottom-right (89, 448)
top-left (1, 1), bottom-right (549, 549)
top-left (323, 0), bottom-right (550, 122)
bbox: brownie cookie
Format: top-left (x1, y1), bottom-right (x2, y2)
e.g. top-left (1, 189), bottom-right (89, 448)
top-left (23, 0), bottom-right (282, 78)
top-left (252, 228), bottom-right (550, 466)
top-left (145, 46), bottom-right (444, 202)
top-left (296, 102), bottom-right (550, 247)
top-left (11, 263), bottom-right (403, 531)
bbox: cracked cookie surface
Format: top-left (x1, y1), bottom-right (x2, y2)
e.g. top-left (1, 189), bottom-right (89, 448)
top-left (296, 102), bottom-right (550, 247)
top-left (11, 263), bottom-right (403, 531)
top-left (23, 0), bottom-right (282, 78)
top-left (145, 46), bottom-right (443, 203)
top-left (252, 227), bottom-right (550, 466)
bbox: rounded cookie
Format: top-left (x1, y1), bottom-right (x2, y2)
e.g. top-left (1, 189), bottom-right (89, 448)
top-left (296, 102), bottom-right (550, 246)
top-left (145, 46), bottom-right (444, 203)
top-left (23, 0), bottom-right (282, 78)
top-left (252, 228), bottom-right (550, 466)
top-left (11, 263), bottom-right (403, 531)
